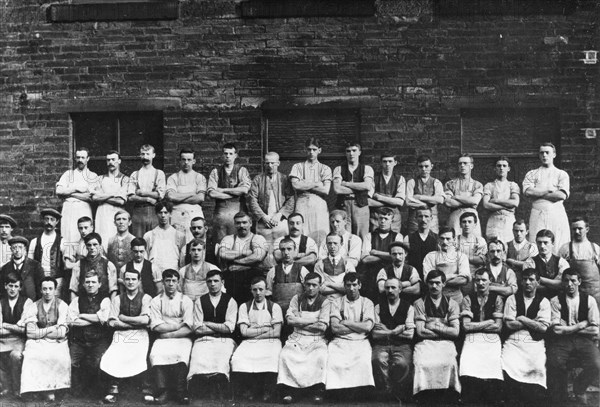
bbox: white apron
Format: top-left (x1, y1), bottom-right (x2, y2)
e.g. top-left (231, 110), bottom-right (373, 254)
top-left (100, 329), bottom-right (150, 378)
top-left (295, 193), bottom-right (329, 247)
top-left (459, 332), bottom-right (503, 380)
top-left (413, 339), bottom-right (461, 394)
top-left (326, 338), bottom-right (374, 389)
top-left (501, 329), bottom-right (546, 388)
top-left (20, 339), bottom-right (71, 393)
top-left (149, 337), bottom-right (193, 367)
top-left (528, 200), bottom-right (569, 253)
top-left (486, 211), bottom-right (516, 244)
top-left (172, 202), bottom-right (204, 243)
top-left (187, 336), bottom-right (237, 380)
top-left (231, 305), bottom-right (282, 373)
top-left (277, 310), bottom-right (328, 388)
top-left (322, 271), bottom-right (346, 301)
top-left (61, 200), bottom-right (93, 246)
top-left (148, 229), bottom-right (181, 273)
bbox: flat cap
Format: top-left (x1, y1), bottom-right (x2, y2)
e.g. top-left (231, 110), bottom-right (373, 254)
top-left (389, 241), bottom-right (410, 252)
top-left (40, 208), bottom-right (62, 220)
top-left (0, 214), bottom-right (17, 228)
top-left (8, 236), bottom-right (28, 246)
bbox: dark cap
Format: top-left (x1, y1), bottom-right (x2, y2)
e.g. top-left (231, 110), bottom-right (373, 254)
top-left (8, 236), bottom-right (28, 246)
top-left (40, 208), bottom-right (62, 220)
top-left (389, 241), bottom-right (410, 253)
top-left (0, 214), bottom-right (17, 228)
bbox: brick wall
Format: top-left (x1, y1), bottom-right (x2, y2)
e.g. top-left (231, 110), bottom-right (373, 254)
top-left (0, 0), bottom-right (598, 240)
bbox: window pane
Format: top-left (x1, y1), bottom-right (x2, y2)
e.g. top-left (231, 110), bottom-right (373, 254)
top-left (119, 111), bottom-right (164, 171)
top-left (71, 112), bottom-right (118, 175)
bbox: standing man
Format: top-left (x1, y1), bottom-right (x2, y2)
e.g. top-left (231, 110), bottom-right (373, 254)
top-left (547, 269), bottom-right (600, 405)
top-left (56, 147), bottom-right (98, 248)
top-left (231, 276), bottom-right (283, 402)
top-left (485, 238), bottom-right (518, 298)
top-left (143, 202), bottom-right (187, 279)
top-left (187, 270), bottom-right (238, 400)
top-left (326, 272), bottom-right (375, 395)
top-left (218, 212), bottom-right (268, 304)
top-left (248, 152), bottom-right (295, 266)
top-left (422, 227), bottom-right (471, 304)
top-left (406, 155), bottom-right (444, 234)
top-left (558, 216), bottom-right (600, 305)
top-left (28, 208), bottom-right (65, 290)
top-left (127, 144), bottom-right (166, 238)
top-left (69, 233), bottom-right (119, 301)
top-left (67, 270), bottom-right (111, 396)
top-left (100, 269), bottom-right (152, 404)
top-left (92, 150), bottom-right (129, 249)
top-left (459, 268), bottom-right (504, 403)
top-left (404, 207), bottom-right (438, 281)
top-left (166, 148), bottom-right (207, 240)
top-left (0, 236), bottom-right (44, 301)
top-left (179, 239), bottom-right (220, 301)
top-left (529, 229), bottom-right (569, 298)
top-left (0, 215), bottom-right (16, 268)
top-left (523, 142), bottom-right (570, 250)
top-left (106, 210), bottom-right (135, 272)
top-left (501, 268), bottom-right (551, 404)
top-left (371, 277), bottom-right (415, 402)
top-left (121, 237), bottom-right (160, 297)
top-left (148, 269), bottom-right (194, 405)
top-left (272, 212), bottom-right (319, 269)
top-left (456, 212), bottom-right (488, 294)
top-left (482, 156), bottom-right (520, 242)
top-left (207, 143), bottom-right (251, 245)
top-left (443, 154), bottom-right (484, 237)
top-left (318, 210), bottom-right (362, 268)
top-left (368, 153), bottom-right (406, 234)
top-left (413, 270), bottom-right (461, 400)
top-left (277, 272), bottom-right (330, 404)
top-left (505, 219), bottom-right (538, 273)
top-left (333, 142), bottom-right (374, 240)
top-left (0, 273), bottom-right (32, 398)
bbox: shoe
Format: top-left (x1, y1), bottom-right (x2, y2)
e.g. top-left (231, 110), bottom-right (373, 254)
top-left (283, 395), bottom-right (294, 404)
top-left (45, 393), bottom-right (56, 402)
top-left (103, 394), bottom-right (117, 404)
top-left (313, 395), bottom-right (324, 404)
top-left (143, 394), bottom-right (155, 404)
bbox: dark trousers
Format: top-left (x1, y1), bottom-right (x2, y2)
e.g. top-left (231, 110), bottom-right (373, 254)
top-left (152, 362), bottom-right (188, 396)
top-left (503, 372), bottom-right (547, 404)
top-left (371, 343), bottom-right (412, 397)
top-left (547, 335), bottom-right (600, 398)
top-left (0, 347), bottom-right (24, 394)
top-left (279, 383), bottom-right (325, 399)
top-left (461, 376), bottom-right (503, 404)
top-left (223, 268), bottom-right (262, 305)
top-left (233, 372), bottom-right (277, 398)
top-left (70, 339), bottom-right (110, 395)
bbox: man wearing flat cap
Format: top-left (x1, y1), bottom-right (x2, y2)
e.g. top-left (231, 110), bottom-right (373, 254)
top-left (0, 214), bottom-right (16, 268)
top-left (0, 236), bottom-right (44, 301)
top-left (376, 241), bottom-right (421, 303)
top-left (27, 208), bottom-right (66, 294)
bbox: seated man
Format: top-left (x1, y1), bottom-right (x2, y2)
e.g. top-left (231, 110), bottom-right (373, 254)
top-left (501, 268), bottom-right (551, 404)
top-left (273, 212), bottom-right (319, 270)
top-left (423, 227), bottom-right (470, 304)
top-left (376, 242), bottom-right (420, 303)
top-left (459, 268), bottom-right (504, 403)
top-left (178, 239), bottom-right (220, 301)
top-left (121, 237), bottom-right (160, 297)
top-left (485, 238), bottom-right (518, 298)
top-left (371, 277), bottom-right (414, 402)
top-left (70, 233), bottom-right (118, 301)
top-left (67, 270), bottom-right (111, 397)
top-left (106, 210), bottom-right (135, 272)
top-left (100, 269), bottom-right (152, 404)
top-left (266, 238), bottom-right (309, 314)
top-left (218, 211), bottom-right (268, 304)
top-left (547, 268), bottom-right (600, 404)
top-left (318, 210), bottom-right (362, 268)
top-left (231, 276), bottom-right (283, 402)
top-left (359, 207), bottom-right (403, 302)
top-left (326, 272), bottom-right (375, 395)
top-left (0, 236), bottom-right (44, 301)
top-left (278, 272), bottom-right (331, 404)
top-left (187, 270), bottom-right (238, 401)
top-left (505, 219), bottom-right (538, 273)
top-left (413, 270), bottom-right (461, 400)
top-left (526, 229), bottom-right (569, 298)
top-left (314, 232), bottom-right (356, 300)
top-left (20, 277), bottom-right (70, 402)
top-left (0, 273), bottom-right (32, 398)
top-left (148, 269), bottom-right (194, 405)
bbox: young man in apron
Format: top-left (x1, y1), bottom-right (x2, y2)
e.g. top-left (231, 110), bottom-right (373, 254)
top-left (526, 229), bottom-right (570, 299)
top-left (413, 270), bottom-right (461, 402)
top-left (485, 238), bottom-right (518, 298)
top-left (501, 268), bottom-right (551, 404)
top-left (231, 276), bottom-right (283, 402)
top-left (456, 212), bottom-right (488, 296)
top-left (558, 216), bottom-right (600, 305)
top-left (406, 155), bottom-right (444, 235)
top-left (505, 219), bottom-right (538, 273)
top-left (482, 156), bottom-right (520, 243)
top-left (547, 268), bottom-right (600, 405)
top-left (165, 148), bottom-right (207, 241)
top-left (100, 269), bottom-right (152, 404)
top-left (369, 153), bottom-right (406, 234)
top-left (120, 237), bottom-right (160, 297)
top-left (318, 210), bottom-right (362, 268)
top-left (277, 272), bottom-right (330, 404)
top-left (404, 207), bottom-right (438, 281)
top-left (314, 233), bottom-right (356, 300)
top-left (178, 239), bottom-right (220, 301)
top-left (105, 210), bottom-right (135, 272)
top-left (371, 277), bottom-right (415, 402)
top-left (266, 238), bottom-right (309, 315)
top-left (459, 268), bottom-right (504, 403)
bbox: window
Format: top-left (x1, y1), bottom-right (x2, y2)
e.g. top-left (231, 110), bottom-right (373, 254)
top-left (47, 0), bottom-right (179, 23)
top-left (71, 111), bottom-right (164, 175)
top-left (433, 0), bottom-right (575, 16)
top-left (240, 0), bottom-right (376, 18)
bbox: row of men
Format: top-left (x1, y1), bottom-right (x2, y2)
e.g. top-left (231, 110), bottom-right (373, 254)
top-left (1, 263), bottom-right (598, 405)
top-left (0, 198), bottom-right (598, 313)
top-left (48, 139), bottom-right (570, 259)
